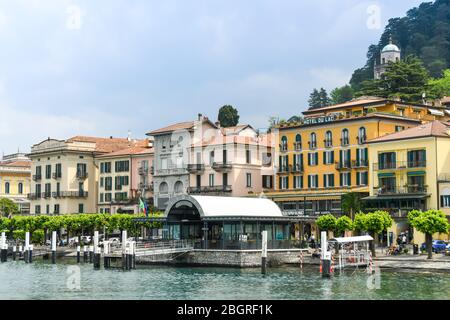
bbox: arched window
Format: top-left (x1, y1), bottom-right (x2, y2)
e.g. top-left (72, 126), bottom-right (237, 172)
top-left (174, 181), bottom-right (184, 194)
top-left (325, 131), bottom-right (333, 147)
top-left (294, 134), bottom-right (302, 150)
top-left (18, 183), bottom-right (23, 194)
top-left (281, 136), bottom-right (288, 151)
top-left (310, 132), bottom-right (317, 149)
top-left (358, 127), bottom-right (367, 144)
top-left (341, 129), bottom-right (349, 146)
top-left (159, 182), bottom-right (168, 194)
top-left (5, 182), bottom-right (10, 194)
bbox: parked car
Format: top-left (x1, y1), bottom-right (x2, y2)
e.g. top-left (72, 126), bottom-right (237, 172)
top-left (420, 240), bottom-right (447, 253)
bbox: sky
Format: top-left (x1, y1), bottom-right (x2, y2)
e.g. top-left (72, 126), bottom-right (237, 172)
top-left (0, 0), bottom-right (424, 155)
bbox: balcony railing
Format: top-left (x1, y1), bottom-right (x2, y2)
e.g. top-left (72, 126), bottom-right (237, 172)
top-left (187, 185), bottom-right (232, 194)
top-left (27, 193), bottom-right (39, 200)
top-left (138, 183), bottom-right (154, 191)
top-left (52, 172), bottom-right (62, 179)
top-left (374, 185), bottom-right (427, 195)
top-left (138, 167), bottom-right (149, 175)
top-left (52, 191), bottom-right (88, 198)
top-left (290, 164), bottom-right (304, 173)
top-left (357, 135), bottom-right (367, 144)
top-left (352, 159), bottom-right (368, 168)
top-left (76, 171), bottom-right (88, 180)
top-left (212, 162), bottom-right (233, 172)
top-left (374, 161), bottom-right (426, 171)
top-left (278, 165), bottom-right (291, 174)
top-left (113, 196), bottom-right (129, 203)
top-left (340, 138), bottom-right (349, 146)
top-left (279, 144), bottom-right (288, 152)
top-left (323, 140), bottom-right (333, 148)
top-left (32, 174), bottom-right (42, 181)
top-left (42, 192), bottom-right (52, 199)
top-left (308, 141), bottom-right (317, 149)
top-left (293, 142), bottom-right (302, 151)
top-left (186, 164), bottom-right (205, 173)
top-left (335, 161), bottom-right (351, 170)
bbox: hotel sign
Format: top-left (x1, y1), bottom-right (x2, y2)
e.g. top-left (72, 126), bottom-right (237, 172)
top-left (304, 115), bottom-right (337, 125)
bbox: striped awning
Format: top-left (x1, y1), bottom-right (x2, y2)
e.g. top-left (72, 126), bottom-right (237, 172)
top-left (407, 171), bottom-right (426, 176)
top-left (378, 172), bottom-right (395, 177)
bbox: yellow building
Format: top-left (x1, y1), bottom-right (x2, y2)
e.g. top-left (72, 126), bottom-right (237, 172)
top-left (265, 97), bottom-right (449, 238)
top-left (0, 153), bottom-right (31, 214)
top-left (365, 120), bottom-right (450, 244)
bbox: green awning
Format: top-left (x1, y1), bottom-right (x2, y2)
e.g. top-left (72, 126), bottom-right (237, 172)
top-left (407, 171), bottom-right (426, 176)
top-left (378, 172), bottom-right (395, 177)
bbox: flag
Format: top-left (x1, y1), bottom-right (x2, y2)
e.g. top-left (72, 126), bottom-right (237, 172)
top-left (139, 197), bottom-right (147, 216)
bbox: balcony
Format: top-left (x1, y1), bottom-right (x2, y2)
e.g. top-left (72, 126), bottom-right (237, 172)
top-left (113, 196), bottom-right (129, 203)
top-left (52, 191), bottom-right (88, 198)
top-left (357, 135), bottom-right (367, 144)
top-left (352, 160), bottom-right (368, 168)
top-left (76, 171), bottom-right (88, 180)
top-left (187, 185), bottom-right (232, 194)
top-left (212, 162), bottom-right (233, 172)
top-left (187, 163), bottom-right (205, 173)
top-left (138, 167), bottom-right (149, 176)
top-left (27, 193), bottom-right (39, 200)
top-left (293, 142), bottom-right (302, 151)
top-left (52, 172), bottom-right (62, 179)
top-left (279, 144), bottom-right (288, 152)
top-left (308, 141), bottom-right (317, 150)
top-left (32, 174), bottom-right (42, 181)
top-left (278, 165), bottom-right (291, 174)
top-left (374, 161), bottom-right (426, 171)
top-left (154, 167), bottom-right (187, 176)
top-left (42, 192), bottom-right (52, 199)
top-left (335, 161), bottom-right (351, 170)
top-left (290, 164), bottom-right (304, 173)
top-left (374, 185), bottom-right (428, 195)
top-left (138, 182), bottom-right (154, 191)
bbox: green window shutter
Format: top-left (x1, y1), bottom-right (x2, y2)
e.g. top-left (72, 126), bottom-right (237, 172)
top-left (286, 177), bottom-right (289, 189)
top-left (323, 174), bottom-right (327, 187)
top-left (315, 175), bottom-right (319, 188)
top-left (348, 172), bottom-right (352, 186)
top-left (279, 156), bottom-right (282, 168)
top-left (331, 151), bottom-right (334, 163)
top-left (323, 151), bottom-right (326, 164)
top-left (356, 172), bottom-right (360, 185)
top-left (340, 173), bottom-right (343, 186)
top-left (308, 175), bottom-right (311, 188)
top-left (308, 153), bottom-right (311, 166)
top-left (279, 177), bottom-right (282, 189)
top-left (315, 152), bottom-right (319, 165)
top-left (340, 150), bottom-right (343, 162)
top-left (286, 155), bottom-right (289, 167)
top-left (356, 148), bottom-right (360, 163)
top-left (300, 176), bottom-right (303, 188)
top-left (364, 148), bottom-right (368, 162)
top-left (330, 174), bottom-right (334, 187)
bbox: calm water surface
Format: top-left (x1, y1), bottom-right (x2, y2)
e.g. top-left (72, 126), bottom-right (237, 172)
top-left (0, 259), bottom-right (448, 300)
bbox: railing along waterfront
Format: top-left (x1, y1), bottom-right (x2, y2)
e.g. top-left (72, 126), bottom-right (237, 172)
top-left (187, 185), bottom-right (232, 194)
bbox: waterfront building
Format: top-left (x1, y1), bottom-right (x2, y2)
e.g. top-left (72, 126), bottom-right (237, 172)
top-left (364, 120), bottom-right (450, 243)
top-left (96, 140), bottom-right (154, 214)
top-left (28, 136), bottom-right (136, 214)
top-left (374, 38), bottom-right (401, 80)
top-left (264, 97), bottom-right (449, 238)
top-left (147, 114), bottom-right (275, 210)
top-left (0, 153), bottom-right (31, 214)
top-left (148, 194), bottom-right (303, 250)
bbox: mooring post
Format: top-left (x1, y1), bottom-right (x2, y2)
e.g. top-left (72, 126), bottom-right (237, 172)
top-left (77, 245), bottom-right (81, 263)
top-left (29, 244), bottom-right (33, 263)
top-left (83, 245), bottom-right (88, 263)
top-left (89, 245), bottom-right (93, 263)
top-left (261, 230), bottom-right (268, 275)
top-left (19, 245), bottom-right (23, 259)
top-left (24, 232), bottom-right (30, 264)
top-left (93, 231), bottom-right (100, 270)
top-left (320, 231), bottom-right (331, 277)
top-left (51, 231), bottom-right (57, 264)
top-left (0, 232), bottom-right (7, 263)
top-left (122, 230), bottom-right (127, 271)
top-left (12, 245), bottom-right (16, 261)
top-left (132, 241), bottom-right (136, 269)
top-left (103, 241), bottom-right (109, 269)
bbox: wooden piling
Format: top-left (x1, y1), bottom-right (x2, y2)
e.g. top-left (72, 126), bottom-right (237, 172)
top-left (77, 246), bottom-right (81, 263)
top-left (261, 230), bottom-right (267, 275)
top-left (51, 231), bottom-right (57, 264)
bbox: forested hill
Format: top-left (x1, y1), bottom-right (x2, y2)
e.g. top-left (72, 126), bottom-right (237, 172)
top-left (350, 0), bottom-right (450, 91)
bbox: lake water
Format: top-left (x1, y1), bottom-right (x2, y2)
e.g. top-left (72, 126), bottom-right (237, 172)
top-left (0, 259), bottom-right (448, 300)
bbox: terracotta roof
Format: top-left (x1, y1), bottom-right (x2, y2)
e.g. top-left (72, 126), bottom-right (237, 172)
top-left (368, 120), bottom-right (450, 143)
top-left (0, 160), bottom-right (31, 168)
top-left (303, 97), bottom-right (386, 114)
top-left (66, 136), bottom-right (148, 153)
top-left (97, 146), bottom-right (154, 158)
top-left (146, 121), bottom-right (196, 135)
top-left (441, 96), bottom-right (450, 104)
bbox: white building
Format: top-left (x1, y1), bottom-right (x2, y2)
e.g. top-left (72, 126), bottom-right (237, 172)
top-left (374, 38), bottom-right (401, 80)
